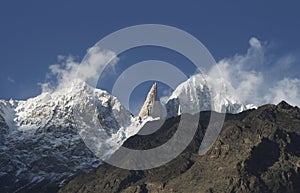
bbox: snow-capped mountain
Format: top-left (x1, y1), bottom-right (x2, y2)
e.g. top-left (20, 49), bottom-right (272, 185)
top-left (166, 74), bottom-right (255, 117)
top-left (0, 73), bottom-right (254, 192)
top-left (0, 80), bottom-right (145, 192)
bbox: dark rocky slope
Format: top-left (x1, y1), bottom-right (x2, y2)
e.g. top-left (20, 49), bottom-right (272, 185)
top-left (59, 101), bottom-right (300, 193)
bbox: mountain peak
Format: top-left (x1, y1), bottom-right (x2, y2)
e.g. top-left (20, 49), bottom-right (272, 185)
top-left (166, 74), bottom-right (251, 116)
top-left (277, 100), bottom-right (293, 110)
top-left (138, 83), bottom-right (164, 118)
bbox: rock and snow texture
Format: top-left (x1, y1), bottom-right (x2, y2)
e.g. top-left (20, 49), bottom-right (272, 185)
top-left (0, 73), bottom-right (254, 192)
top-left (166, 74), bottom-right (254, 117)
top-left (0, 80), bottom-right (144, 192)
top-left (138, 83), bottom-right (165, 119)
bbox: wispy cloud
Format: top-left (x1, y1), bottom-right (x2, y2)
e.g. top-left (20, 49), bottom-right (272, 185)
top-left (264, 78), bottom-right (300, 107)
top-left (40, 46), bottom-right (118, 93)
top-left (7, 76), bottom-right (15, 84)
top-left (39, 37), bottom-right (299, 108)
top-left (209, 37), bottom-right (300, 107)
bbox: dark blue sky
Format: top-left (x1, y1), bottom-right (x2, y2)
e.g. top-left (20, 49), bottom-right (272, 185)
top-left (0, 1), bottom-right (299, 105)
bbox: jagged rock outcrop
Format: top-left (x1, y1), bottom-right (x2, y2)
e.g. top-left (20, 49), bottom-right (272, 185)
top-left (60, 101), bottom-right (300, 193)
top-left (138, 83), bottom-right (165, 119)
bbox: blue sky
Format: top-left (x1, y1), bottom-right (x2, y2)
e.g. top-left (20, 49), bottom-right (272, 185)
top-left (0, 1), bottom-right (300, 113)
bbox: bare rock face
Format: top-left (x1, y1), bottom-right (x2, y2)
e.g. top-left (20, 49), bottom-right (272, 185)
top-left (60, 101), bottom-right (300, 193)
top-left (138, 83), bottom-right (164, 119)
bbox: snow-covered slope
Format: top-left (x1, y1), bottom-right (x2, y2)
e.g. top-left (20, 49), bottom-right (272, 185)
top-left (0, 73), bottom-right (255, 192)
top-left (166, 74), bottom-right (255, 117)
top-left (0, 80), bottom-right (144, 192)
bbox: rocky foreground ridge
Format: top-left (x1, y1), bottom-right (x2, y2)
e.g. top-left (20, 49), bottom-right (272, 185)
top-left (60, 101), bottom-right (300, 193)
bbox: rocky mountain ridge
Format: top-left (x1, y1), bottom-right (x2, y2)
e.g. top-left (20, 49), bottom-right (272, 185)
top-left (0, 76), bottom-right (259, 193)
top-left (59, 101), bottom-right (300, 193)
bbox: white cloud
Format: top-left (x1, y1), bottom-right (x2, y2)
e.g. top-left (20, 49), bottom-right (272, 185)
top-left (249, 37), bottom-right (262, 48)
top-left (39, 37), bottom-right (300, 108)
top-left (79, 46), bottom-right (119, 86)
top-left (40, 46), bottom-right (118, 93)
top-left (209, 37), bottom-right (300, 107)
top-left (264, 78), bottom-right (300, 106)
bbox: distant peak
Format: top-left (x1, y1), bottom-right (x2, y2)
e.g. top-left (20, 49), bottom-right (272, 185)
top-left (277, 100), bottom-right (293, 110)
top-left (149, 83), bottom-right (159, 101)
top-left (139, 83), bottom-right (163, 118)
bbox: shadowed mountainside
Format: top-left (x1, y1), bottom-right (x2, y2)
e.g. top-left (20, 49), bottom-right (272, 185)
top-left (59, 101), bottom-right (300, 193)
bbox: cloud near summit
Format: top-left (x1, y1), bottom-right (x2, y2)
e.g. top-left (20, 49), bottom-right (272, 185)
top-left (40, 46), bottom-right (118, 92)
top-left (210, 37), bottom-right (300, 107)
top-left (41, 37), bottom-right (300, 108)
